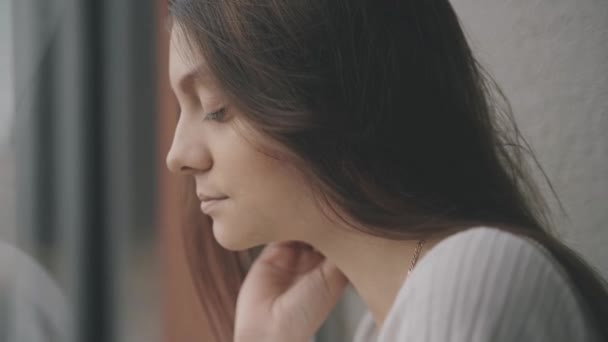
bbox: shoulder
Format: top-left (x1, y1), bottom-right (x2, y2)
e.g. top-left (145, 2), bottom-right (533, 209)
top-left (377, 226), bottom-right (600, 342)
top-left (417, 226), bottom-right (558, 277)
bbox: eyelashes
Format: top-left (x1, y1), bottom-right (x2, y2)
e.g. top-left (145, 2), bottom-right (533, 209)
top-left (204, 108), bottom-right (227, 122)
top-left (175, 98), bottom-right (228, 123)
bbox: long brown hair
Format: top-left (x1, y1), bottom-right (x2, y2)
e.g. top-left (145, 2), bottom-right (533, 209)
top-left (168, 0), bottom-right (608, 340)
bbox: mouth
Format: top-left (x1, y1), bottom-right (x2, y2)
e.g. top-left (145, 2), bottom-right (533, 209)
top-left (197, 192), bottom-right (228, 201)
top-left (200, 196), bottom-right (228, 214)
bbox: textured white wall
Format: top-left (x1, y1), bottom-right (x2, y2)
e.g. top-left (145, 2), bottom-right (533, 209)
top-left (330, 1), bottom-right (608, 339)
top-left (450, 0), bottom-right (608, 278)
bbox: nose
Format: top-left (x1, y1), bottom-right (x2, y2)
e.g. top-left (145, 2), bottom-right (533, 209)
top-left (166, 117), bottom-right (212, 175)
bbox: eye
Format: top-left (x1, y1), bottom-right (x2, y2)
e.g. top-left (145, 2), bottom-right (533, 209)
top-left (204, 108), bottom-right (227, 122)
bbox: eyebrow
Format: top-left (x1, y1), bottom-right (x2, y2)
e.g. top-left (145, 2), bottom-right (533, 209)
top-left (176, 63), bottom-right (214, 92)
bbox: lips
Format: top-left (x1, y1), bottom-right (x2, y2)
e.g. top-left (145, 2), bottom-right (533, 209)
top-left (200, 197), bottom-right (226, 214)
top-left (197, 192), bottom-right (228, 202)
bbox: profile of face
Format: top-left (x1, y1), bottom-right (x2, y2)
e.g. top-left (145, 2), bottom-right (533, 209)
top-left (166, 28), bottom-right (320, 251)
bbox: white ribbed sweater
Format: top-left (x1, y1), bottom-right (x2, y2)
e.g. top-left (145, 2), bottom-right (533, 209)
top-left (352, 227), bottom-right (602, 342)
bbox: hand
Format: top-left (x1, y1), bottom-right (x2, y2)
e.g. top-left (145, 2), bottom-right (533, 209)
top-left (234, 241), bottom-right (349, 342)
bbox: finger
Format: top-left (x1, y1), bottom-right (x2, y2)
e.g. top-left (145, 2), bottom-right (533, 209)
top-left (255, 241), bottom-right (319, 274)
top-left (280, 258), bottom-right (349, 320)
top-left (318, 259), bottom-right (350, 300)
top-left (304, 259), bottom-right (349, 301)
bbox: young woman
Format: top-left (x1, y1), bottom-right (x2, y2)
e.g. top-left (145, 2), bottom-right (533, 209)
top-left (165, 0), bottom-right (607, 341)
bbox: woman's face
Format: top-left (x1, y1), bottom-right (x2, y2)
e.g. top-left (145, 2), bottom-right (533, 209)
top-left (166, 28), bottom-right (319, 251)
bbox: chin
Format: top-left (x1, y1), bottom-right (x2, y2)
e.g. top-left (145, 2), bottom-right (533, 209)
top-left (211, 220), bottom-right (263, 252)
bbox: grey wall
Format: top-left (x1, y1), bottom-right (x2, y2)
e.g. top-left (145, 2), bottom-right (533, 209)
top-left (329, 1), bottom-right (608, 340)
top-left (450, 0), bottom-right (608, 277)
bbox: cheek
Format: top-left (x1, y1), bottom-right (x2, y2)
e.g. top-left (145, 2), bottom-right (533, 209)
top-left (237, 158), bottom-right (299, 214)
top-left (231, 153), bottom-right (311, 231)
top-left (211, 170), bottom-right (294, 250)
top-left (219, 128), bottom-right (296, 205)
top-left (215, 125), bottom-right (314, 237)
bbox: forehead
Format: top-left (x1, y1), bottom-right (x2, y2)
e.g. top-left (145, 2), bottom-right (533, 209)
top-left (169, 28), bottom-right (212, 87)
top-left (169, 28), bottom-right (192, 76)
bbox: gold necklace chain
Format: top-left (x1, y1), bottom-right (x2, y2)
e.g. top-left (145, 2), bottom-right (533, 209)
top-left (407, 239), bottom-right (426, 276)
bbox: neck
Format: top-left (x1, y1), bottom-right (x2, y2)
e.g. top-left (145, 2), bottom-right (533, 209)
top-left (307, 227), bottom-right (442, 329)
